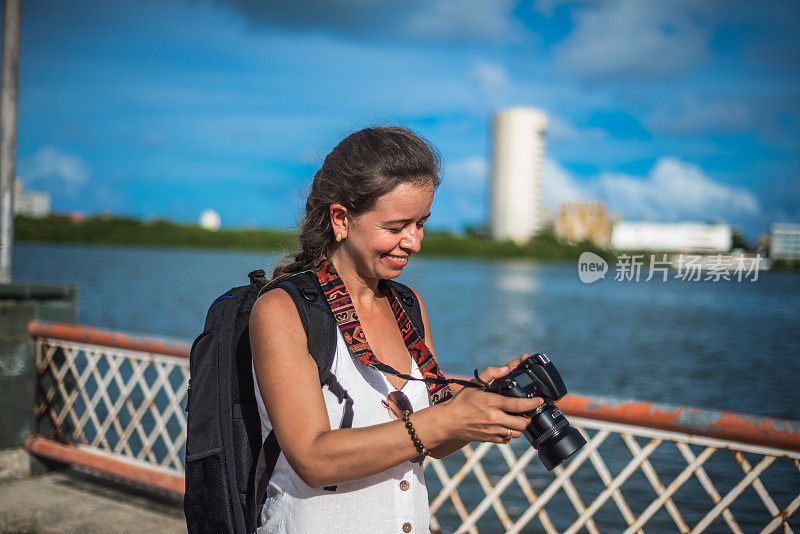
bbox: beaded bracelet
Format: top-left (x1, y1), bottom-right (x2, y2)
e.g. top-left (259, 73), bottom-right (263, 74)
top-left (402, 410), bottom-right (430, 457)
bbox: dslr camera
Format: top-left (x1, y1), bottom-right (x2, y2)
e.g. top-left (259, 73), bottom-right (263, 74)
top-left (484, 353), bottom-right (586, 470)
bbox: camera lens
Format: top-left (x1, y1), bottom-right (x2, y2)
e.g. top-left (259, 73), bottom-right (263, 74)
top-left (522, 403), bottom-right (586, 471)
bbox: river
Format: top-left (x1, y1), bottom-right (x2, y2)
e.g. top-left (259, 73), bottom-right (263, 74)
top-left (14, 243), bottom-right (799, 420)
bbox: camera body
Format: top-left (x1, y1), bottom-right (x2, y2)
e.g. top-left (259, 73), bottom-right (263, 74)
top-left (484, 352), bottom-right (568, 402)
top-left (485, 353), bottom-right (586, 471)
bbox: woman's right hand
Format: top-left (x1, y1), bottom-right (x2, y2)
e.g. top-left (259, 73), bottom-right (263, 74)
top-left (438, 365), bottom-right (544, 444)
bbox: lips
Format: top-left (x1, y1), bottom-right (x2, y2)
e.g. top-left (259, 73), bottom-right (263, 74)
top-left (387, 254), bottom-right (409, 267)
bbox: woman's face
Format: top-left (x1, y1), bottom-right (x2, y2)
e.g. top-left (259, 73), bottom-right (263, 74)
top-left (341, 181), bottom-right (435, 281)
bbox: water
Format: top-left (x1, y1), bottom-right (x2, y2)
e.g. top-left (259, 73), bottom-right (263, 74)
top-left (13, 244), bottom-right (800, 531)
top-left (14, 243), bottom-right (800, 419)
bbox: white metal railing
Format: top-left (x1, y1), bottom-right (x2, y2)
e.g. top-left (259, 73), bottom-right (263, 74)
top-left (28, 321), bottom-right (800, 532)
top-left (424, 420), bottom-right (800, 533)
top-left (32, 324), bottom-right (189, 484)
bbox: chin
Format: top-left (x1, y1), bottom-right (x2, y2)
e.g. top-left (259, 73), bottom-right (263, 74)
top-left (378, 268), bottom-right (402, 279)
top-left (386, 260), bottom-right (409, 274)
top-left (376, 265), bottom-right (404, 280)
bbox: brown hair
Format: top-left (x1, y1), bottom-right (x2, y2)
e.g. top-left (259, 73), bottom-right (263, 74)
top-left (268, 126), bottom-right (441, 288)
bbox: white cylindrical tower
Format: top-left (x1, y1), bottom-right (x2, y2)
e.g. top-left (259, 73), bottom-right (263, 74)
top-left (199, 209), bottom-right (221, 231)
top-left (490, 107), bottom-right (548, 243)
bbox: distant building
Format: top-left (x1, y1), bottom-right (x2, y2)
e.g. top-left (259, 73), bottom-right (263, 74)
top-left (67, 211), bottom-right (85, 224)
top-left (756, 233), bottom-right (769, 257)
top-left (14, 179), bottom-right (50, 218)
top-left (769, 223), bottom-right (800, 260)
top-left (554, 201), bottom-right (610, 247)
top-left (490, 107), bottom-right (547, 244)
top-left (199, 209), bottom-right (221, 231)
top-left (610, 222), bottom-right (732, 253)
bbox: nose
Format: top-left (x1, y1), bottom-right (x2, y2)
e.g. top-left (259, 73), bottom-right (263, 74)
top-left (400, 227), bottom-right (422, 253)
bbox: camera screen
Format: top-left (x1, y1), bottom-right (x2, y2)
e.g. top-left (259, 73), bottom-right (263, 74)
top-left (515, 372), bottom-right (536, 391)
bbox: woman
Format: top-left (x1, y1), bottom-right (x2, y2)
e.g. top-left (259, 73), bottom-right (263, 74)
top-left (250, 126), bottom-right (543, 533)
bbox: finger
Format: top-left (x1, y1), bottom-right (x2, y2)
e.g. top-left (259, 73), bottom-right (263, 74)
top-left (491, 426), bottom-right (522, 443)
top-left (488, 432), bottom-right (508, 444)
top-left (476, 365), bottom-right (509, 384)
top-left (497, 395), bottom-right (545, 414)
top-left (495, 412), bottom-right (535, 432)
top-left (505, 353), bottom-right (531, 370)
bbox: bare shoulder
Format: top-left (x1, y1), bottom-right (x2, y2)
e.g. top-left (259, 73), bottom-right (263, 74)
top-left (250, 287), bottom-right (306, 358)
top-left (251, 286), bottom-right (296, 319)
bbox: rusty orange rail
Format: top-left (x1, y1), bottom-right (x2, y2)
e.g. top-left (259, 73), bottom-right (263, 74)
top-left (28, 320), bottom-right (191, 358)
top-left (25, 436), bottom-right (184, 495)
top-left (559, 394), bottom-right (800, 453)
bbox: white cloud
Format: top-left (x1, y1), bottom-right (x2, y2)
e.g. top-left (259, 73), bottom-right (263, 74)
top-left (555, 0), bottom-right (714, 80)
top-left (533, 0), bottom-right (569, 18)
top-left (647, 97), bottom-right (754, 134)
top-left (470, 60), bottom-right (511, 98)
top-left (548, 116), bottom-right (608, 142)
top-left (444, 156), bottom-right (488, 193)
top-left (20, 146), bottom-right (90, 197)
top-left (600, 158), bottom-right (759, 220)
top-left (405, 0), bottom-right (521, 42)
top-left (543, 157), bottom-right (760, 222)
top-left (434, 155), bottom-right (490, 226)
top-left (542, 158), bottom-right (587, 211)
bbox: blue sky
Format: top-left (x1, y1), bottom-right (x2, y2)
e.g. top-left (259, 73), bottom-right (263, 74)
top-left (15, 0), bottom-right (800, 239)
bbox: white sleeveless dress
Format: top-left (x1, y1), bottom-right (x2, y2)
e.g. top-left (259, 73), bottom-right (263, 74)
top-left (252, 327), bottom-right (433, 534)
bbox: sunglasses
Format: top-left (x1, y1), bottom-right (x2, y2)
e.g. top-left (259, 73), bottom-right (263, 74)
top-left (382, 390), bottom-right (425, 464)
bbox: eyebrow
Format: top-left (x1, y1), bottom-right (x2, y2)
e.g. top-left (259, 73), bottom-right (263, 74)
top-left (385, 213), bottom-right (431, 225)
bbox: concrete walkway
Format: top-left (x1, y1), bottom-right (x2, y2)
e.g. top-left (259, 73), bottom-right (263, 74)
top-left (0, 468), bottom-right (185, 533)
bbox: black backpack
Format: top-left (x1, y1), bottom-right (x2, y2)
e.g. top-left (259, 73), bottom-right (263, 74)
top-left (183, 269), bottom-right (425, 534)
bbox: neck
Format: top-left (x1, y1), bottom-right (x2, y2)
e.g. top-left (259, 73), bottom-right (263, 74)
top-left (327, 250), bottom-right (383, 305)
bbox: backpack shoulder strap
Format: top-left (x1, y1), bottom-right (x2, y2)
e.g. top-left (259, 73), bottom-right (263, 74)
top-left (250, 429), bottom-right (279, 531)
top-left (386, 279), bottom-right (425, 340)
top-left (276, 272), bottom-right (337, 374)
top-left (277, 272), bottom-right (353, 428)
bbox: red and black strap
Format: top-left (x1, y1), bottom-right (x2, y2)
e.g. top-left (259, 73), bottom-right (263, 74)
top-left (315, 259), bottom-right (476, 405)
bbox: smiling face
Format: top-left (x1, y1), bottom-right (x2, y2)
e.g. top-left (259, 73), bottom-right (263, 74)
top-left (335, 181), bottom-right (435, 282)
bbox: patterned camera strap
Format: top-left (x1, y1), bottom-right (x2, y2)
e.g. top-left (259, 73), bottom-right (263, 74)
top-left (315, 258), bottom-right (468, 405)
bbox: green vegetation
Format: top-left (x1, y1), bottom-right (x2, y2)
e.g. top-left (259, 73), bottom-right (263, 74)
top-left (731, 228), bottom-right (749, 250)
top-left (14, 215), bottom-right (615, 262)
top-left (14, 215), bottom-right (298, 251)
top-left (422, 229), bottom-right (616, 262)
